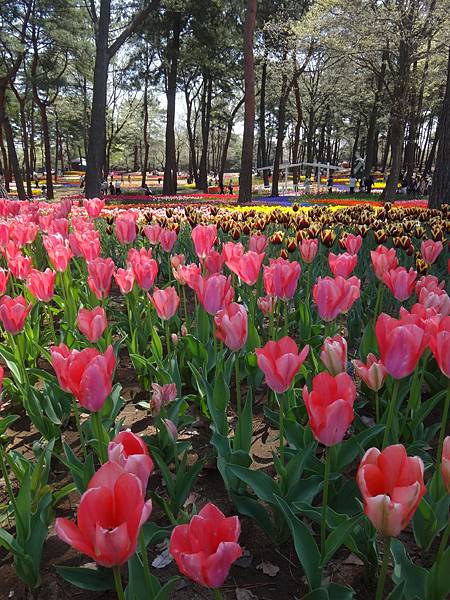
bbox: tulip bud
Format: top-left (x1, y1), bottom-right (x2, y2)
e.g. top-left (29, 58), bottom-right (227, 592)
top-left (320, 335), bottom-right (347, 375)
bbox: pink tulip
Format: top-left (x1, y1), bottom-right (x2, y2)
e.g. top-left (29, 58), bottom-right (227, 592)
top-left (77, 306), bottom-right (108, 342)
top-left (192, 224), bottom-right (217, 259)
top-left (257, 294), bottom-right (276, 316)
top-left (159, 228), bottom-right (177, 252)
top-left (204, 250), bottom-right (225, 274)
top-left (0, 268), bottom-right (8, 295)
top-left (150, 286), bottom-right (179, 320)
top-left (343, 234), bottom-right (362, 255)
top-left (353, 353), bottom-right (387, 391)
top-left (214, 303), bottom-right (248, 351)
top-left (163, 418), bottom-right (178, 440)
top-left (50, 344), bottom-right (116, 411)
top-left (420, 239), bottom-right (443, 264)
top-left (320, 335), bottom-right (347, 375)
top-left (371, 246), bottom-right (398, 280)
top-left (108, 430), bottom-right (154, 491)
top-left (303, 372), bottom-right (356, 446)
top-left (169, 503), bottom-right (242, 589)
top-left (170, 254), bottom-right (185, 269)
top-left (83, 197), bottom-right (104, 219)
top-left (357, 444), bottom-right (426, 537)
top-left (76, 230), bottom-right (101, 262)
top-left (222, 241), bottom-right (244, 269)
top-left (256, 336), bottom-right (309, 393)
top-left (115, 214), bottom-right (137, 245)
top-left (429, 316), bottom-right (450, 378)
top-left (48, 218), bottom-right (69, 238)
top-left (151, 382), bottom-right (177, 414)
top-left (114, 268), bottom-right (135, 294)
top-left (399, 304), bottom-right (441, 346)
top-left (328, 252), bottom-right (358, 278)
top-left (418, 287), bottom-right (450, 317)
top-left (55, 461), bottom-right (152, 567)
top-left (27, 268), bottom-right (56, 302)
top-left (235, 252), bottom-right (265, 286)
top-left (0, 295), bottom-right (31, 334)
top-left (87, 257), bottom-right (115, 300)
top-left (313, 276), bottom-right (361, 322)
top-left (174, 262), bottom-right (201, 287)
top-left (128, 248), bottom-right (158, 290)
top-left (8, 253), bottom-right (32, 280)
top-left (263, 258), bottom-right (301, 301)
top-left (9, 219), bottom-right (38, 247)
top-left (375, 313), bottom-right (426, 379)
top-left (382, 267), bottom-right (417, 302)
top-left (44, 236), bottom-right (72, 272)
top-left (193, 274), bottom-right (234, 315)
top-left (143, 223), bottom-right (161, 245)
top-left (249, 234), bottom-right (268, 254)
top-left (415, 275), bottom-right (445, 297)
top-left (299, 238), bottom-right (319, 263)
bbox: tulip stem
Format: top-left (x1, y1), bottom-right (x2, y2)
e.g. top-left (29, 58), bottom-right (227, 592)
top-left (91, 411), bottom-right (107, 463)
top-left (373, 281), bottom-right (384, 327)
top-left (320, 449), bottom-right (331, 557)
top-left (283, 301), bottom-right (289, 336)
top-left (182, 286), bottom-right (190, 330)
top-left (73, 400), bottom-right (87, 460)
top-left (436, 519), bottom-right (450, 565)
top-left (113, 567), bottom-right (125, 600)
top-left (276, 393), bottom-right (285, 466)
top-left (437, 381), bottom-right (450, 465)
top-left (375, 537), bottom-right (391, 600)
top-left (213, 589), bottom-right (224, 600)
top-left (0, 444), bottom-right (26, 536)
top-left (374, 391), bottom-right (380, 423)
top-left (382, 379), bottom-right (400, 448)
top-left (165, 321), bottom-right (171, 355)
top-left (235, 356), bottom-right (241, 419)
top-left (139, 531), bottom-right (158, 595)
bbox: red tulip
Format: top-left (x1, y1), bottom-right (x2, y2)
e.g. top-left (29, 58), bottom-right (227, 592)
top-left (151, 382), bottom-right (177, 414)
top-left (128, 248), bottom-right (158, 290)
top-left (382, 267), bottom-right (417, 302)
top-left (150, 286), bottom-right (180, 320)
top-left (357, 444), bottom-right (426, 537)
top-left (77, 306), bottom-right (108, 342)
top-left (353, 353), bottom-right (387, 391)
top-left (263, 258), bottom-right (301, 301)
top-left (169, 503), bottom-right (242, 589)
top-left (83, 197), bottom-right (104, 219)
top-left (257, 294), bottom-right (276, 316)
top-left (429, 316), bottom-right (450, 377)
top-left (194, 273), bottom-right (234, 315)
top-left (115, 213), bottom-right (137, 245)
top-left (0, 295), bottom-right (31, 334)
top-left (328, 252), bottom-right (357, 278)
top-left (222, 241), bottom-right (244, 270)
top-left (50, 344), bottom-right (116, 412)
top-left (421, 239), bottom-right (443, 264)
top-left (204, 250), bottom-right (225, 274)
top-left (302, 372), bottom-right (356, 446)
top-left (375, 313), bottom-right (426, 379)
top-left (214, 302), bottom-right (248, 351)
top-left (343, 234), bottom-right (362, 255)
top-left (159, 228), bottom-right (177, 252)
top-left (235, 251), bottom-right (265, 286)
top-left (87, 257), bottom-right (115, 300)
top-left (8, 253), bottom-right (32, 280)
top-left (55, 461), bottom-right (152, 567)
top-left (371, 246), bottom-right (398, 280)
top-left (442, 437), bottom-right (450, 494)
top-left (399, 304), bottom-right (441, 346)
top-left (320, 334), bottom-right (347, 375)
top-left (143, 223), bottom-right (161, 245)
top-left (0, 268), bottom-right (9, 296)
top-left (299, 238), bottom-right (318, 263)
top-left (249, 234), bottom-right (268, 254)
top-left (114, 267), bottom-right (135, 294)
top-left (192, 224), bottom-right (217, 259)
top-left (313, 275), bottom-right (361, 322)
top-left (256, 336), bottom-right (309, 393)
top-left (108, 430), bottom-right (154, 491)
top-left (27, 268), bottom-right (56, 302)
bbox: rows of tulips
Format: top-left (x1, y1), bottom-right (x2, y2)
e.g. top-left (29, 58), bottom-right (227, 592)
top-left (0, 195), bottom-right (448, 600)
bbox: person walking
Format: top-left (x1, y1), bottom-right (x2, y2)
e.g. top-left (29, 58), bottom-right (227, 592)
top-left (349, 175), bottom-right (356, 194)
top-left (327, 175), bottom-right (333, 194)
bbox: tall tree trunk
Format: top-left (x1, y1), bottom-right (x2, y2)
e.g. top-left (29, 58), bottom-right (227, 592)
top-left (38, 104), bottom-right (54, 198)
top-left (404, 61), bottom-right (419, 181)
top-left (185, 88), bottom-right (199, 187)
top-left (430, 48), bottom-right (450, 207)
top-left (16, 94), bottom-right (32, 196)
top-left (423, 126), bottom-right (438, 175)
top-left (350, 118), bottom-right (361, 176)
top-left (141, 74), bottom-right (149, 186)
top-left (365, 51), bottom-right (387, 176)
top-left (198, 74), bottom-right (212, 192)
top-left (0, 126), bottom-right (9, 190)
top-left (0, 87), bottom-right (26, 199)
top-left (238, 0), bottom-right (257, 204)
top-left (85, 0), bottom-right (110, 197)
top-left (220, 97), bottom-right (244, 185)
top-left (292, 75), bottom-right (302, 182)
top-left (163, 12), bottom-right (180, 195)
top-left (258, 57), bottom-right (269, 186)
top-left (271, 81), bottom-right (288, 197)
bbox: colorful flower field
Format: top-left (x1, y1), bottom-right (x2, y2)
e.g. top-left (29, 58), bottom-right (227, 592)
top-left (0, 196), bottom-right (448, 600)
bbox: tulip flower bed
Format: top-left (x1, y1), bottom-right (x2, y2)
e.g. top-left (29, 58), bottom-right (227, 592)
top-left (0, 195), bottom-right (449, 600)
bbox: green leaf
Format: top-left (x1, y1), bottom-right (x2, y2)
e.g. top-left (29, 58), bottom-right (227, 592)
top-left (391, 538), bottom-right (427, 599)
top-left (151, 328), bottom-right (163, 361)
top-left (412, 498), bottom-right (438, 550)
top-left (301, 590), bottom-right (329, 600)
top-left (227, 464), bottom-right (279, 503)
top-left (55, 565), bottom-right (115, 591)
top-left (426, 546), bottom-right (450, 600)
top-left (233, 388), bottom-right (253, 454)
top-left (386, 582), bottom-right (406, 600)
top-left (327, 582), bottom-right (354, 600)
top-left (274, 495), bottom-right (322, 591)
top-left (0, 414), bottom-right (19, 435)
top-left (322, 515), bottom-right (363, 565)
top-left (359, 321), bottom-right (378, 361)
